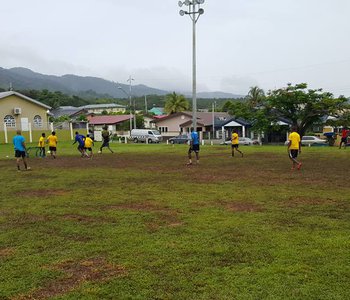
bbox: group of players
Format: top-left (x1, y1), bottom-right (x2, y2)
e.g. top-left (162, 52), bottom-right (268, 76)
top-left (11, 125), bottom-right (114, 171)
top-left (10, 124), bottom-right (348, 171)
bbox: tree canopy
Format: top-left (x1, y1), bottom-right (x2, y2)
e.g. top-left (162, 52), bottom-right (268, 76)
top-left (164, 92), bottom-right (189, 114)
top-left (223, 83), bottom-right (349, 136)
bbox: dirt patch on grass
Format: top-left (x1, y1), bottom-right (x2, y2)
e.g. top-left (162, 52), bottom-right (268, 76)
top-left (106, 202), bottom-right (183, 231)
top-left (223, 201), bottom-right (264, 213)
top-left (16, 257), bottom-right (126, 300)
top-left (282, 196), bottom-right (337, 207)
top-left (60, 213), bottom-right (114, 224)
top-left (16, 189), bottom-right (69, 198)
top-left (9, 214), bottom-right (51, 226)
top-left (0, 247), bottom-right (16, 258)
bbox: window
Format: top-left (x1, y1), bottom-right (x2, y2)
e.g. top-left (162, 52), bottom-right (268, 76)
top-left (158, 126), bottom-right (168, 133)
top-left (33, 115), bottom-right (43, 128)
top-left (4, 115), bottom-right (15, 128)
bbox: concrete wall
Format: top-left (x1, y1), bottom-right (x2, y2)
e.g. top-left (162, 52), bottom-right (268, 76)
top-left (155, 114), bottom-right (192, 136)
top-left (0, 95), bottom-right (50, 131)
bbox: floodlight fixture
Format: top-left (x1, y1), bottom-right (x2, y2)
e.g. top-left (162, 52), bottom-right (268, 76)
top-left (177, 0), bottom-right (205, 131)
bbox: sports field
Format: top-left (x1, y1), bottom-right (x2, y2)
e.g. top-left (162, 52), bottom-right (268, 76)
top-left (1, 143), bottom-right (349, 299)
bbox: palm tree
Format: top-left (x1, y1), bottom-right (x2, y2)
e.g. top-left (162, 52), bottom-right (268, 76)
top-left (164, 92), bottom-right (189, 114)
top-left (246, 86), bottom-right (265, 108)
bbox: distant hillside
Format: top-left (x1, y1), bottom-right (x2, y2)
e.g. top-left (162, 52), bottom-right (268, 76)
top-left (0, 67), bottom-right (244, 100)
top-left (0, 67), bottom-right (169, 98)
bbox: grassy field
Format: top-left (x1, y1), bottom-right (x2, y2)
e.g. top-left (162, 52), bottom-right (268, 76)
top-left (0, 142), bottom-right (349, 299)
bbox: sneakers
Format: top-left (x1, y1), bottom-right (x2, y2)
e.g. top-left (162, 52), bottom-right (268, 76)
top-left (186, 162), bottom-right (192, 166)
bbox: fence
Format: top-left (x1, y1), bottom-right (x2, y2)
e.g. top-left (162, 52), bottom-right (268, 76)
top-left (0, 121), bottom-right (90, 144)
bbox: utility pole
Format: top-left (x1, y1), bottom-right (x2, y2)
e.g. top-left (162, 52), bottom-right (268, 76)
top-left (145, 95), bottom-right (148, 114)
top-left (127, 76), bottom-right (135, 129)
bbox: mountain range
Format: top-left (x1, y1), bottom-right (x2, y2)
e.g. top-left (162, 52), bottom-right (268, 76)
top-left (0, 67), bottom-right (243, 99)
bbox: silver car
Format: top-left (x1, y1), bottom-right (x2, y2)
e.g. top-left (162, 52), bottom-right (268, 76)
top-left (285, 136), bottom-right (327, 146)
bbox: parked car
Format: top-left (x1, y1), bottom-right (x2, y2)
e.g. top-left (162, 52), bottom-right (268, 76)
top-left (168, 134), bottom-right (190, 144)
top-left (284, 136), bottom-right (328, 146)
top-left (131, 129), bottom-right (162, 143)
top-left (220, 137), bottom-right (255, 145)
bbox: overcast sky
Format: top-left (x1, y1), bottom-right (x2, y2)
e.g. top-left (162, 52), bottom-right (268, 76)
top-left (1, 0), bottom-right (350, 96)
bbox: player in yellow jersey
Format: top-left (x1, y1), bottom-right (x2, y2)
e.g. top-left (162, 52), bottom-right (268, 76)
top-left (231, 129), bottom-right (243, 157)
top-left (287, 126), bottom-right (302, 170)
top-left (46, 131), bottom-right (58, 159)
top-left (84, 134), bottom-right (94, 158)
top-left (38, 133), bottom-right (46, 158)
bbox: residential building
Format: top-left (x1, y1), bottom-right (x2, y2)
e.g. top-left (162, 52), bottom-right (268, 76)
top-left (148, 107), bottom-right (165, 116)
top-left (153, 111), bottom-right (231, 138)
top-left (0, 91), bottom-right (51, 131)
top-left (87, 115), bottom-right (132, 135)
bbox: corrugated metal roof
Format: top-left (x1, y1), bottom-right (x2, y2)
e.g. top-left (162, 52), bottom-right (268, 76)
top-left (0, 91), bottom-right (51, 109)
top-left (81, 103), bottom-right (126, 109)
top-left (87, 115), bottom-right (132, 125)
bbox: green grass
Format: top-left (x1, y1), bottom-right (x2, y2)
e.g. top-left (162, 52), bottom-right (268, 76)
top-left (0, 143), bottom-right (349, 299)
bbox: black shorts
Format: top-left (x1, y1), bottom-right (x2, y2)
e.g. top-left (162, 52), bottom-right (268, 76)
top-left (85, 147), bottom-right (92, 151)
top-left (341, 137), bottom-right (347, 143)
top-left (289, 149), bottom-right (299, 159)
top-left (15, 150), bottom-right (26, 158)
top-left (101, 140), bottom-right (110, 147)
top-left (231, 144), bottom-right (239, 149)
top-left (189, 144), bottom-right (200, 153)
top-left (49, 146), bottom-right (57, 152)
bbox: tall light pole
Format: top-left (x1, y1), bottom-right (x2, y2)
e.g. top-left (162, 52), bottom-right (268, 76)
top-left (179, 0), bottom-right (205, 131)
top-left (118, 82), bottom-right (133, 135)
top-left (212, 101), bottom-right (216, 139)
top-left (127, 76), bottom-right (136, 129)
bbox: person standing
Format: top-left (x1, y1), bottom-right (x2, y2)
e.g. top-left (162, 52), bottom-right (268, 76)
top-left (47, 131), bottom-right (58, 159)
top-left (231, 129), bottom-right (244, 157)
top-left (287, 126), bottom-right (302, 170)
top-left (13, 130), bottom-right (30, 171)
top-left (38, 132), bottom-right (46, 158)
top-left (99, 126), bottom-right (114, 153)
top-left (187, 130), bottom-right (200, 166)
top-left (339, 127), bottom-right (349, 149)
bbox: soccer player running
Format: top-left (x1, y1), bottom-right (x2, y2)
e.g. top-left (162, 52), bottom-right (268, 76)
top-left (231, 129), bottom-right (243, 157)
top-left (287, 126), bottom-right (302, 170)
top-left (187, 130), bottom-right (200, 166)
top-left (339, 127), bottom-right (349, 149)
top-left (73, 131), bottom-right (87, 157)
top-left (47, 131), bottom-right (58, 159)
top-left (38, 132), bottom-right (46, 158)
top-left (13, 130), bottom-right (30, 171)
top-left (84, 134), bottom-right (94, 158)
top-left (99, 126), bottom-right (114, 153)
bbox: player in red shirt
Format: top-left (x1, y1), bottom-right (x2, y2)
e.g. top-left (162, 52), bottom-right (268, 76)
top-left (339, 127), bottom-right (349, 149)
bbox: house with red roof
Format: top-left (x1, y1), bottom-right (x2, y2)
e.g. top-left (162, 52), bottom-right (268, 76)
top-left (153, 111), bottom-right (232, 138)
top-left (87, 115), bottom-right (133, 134)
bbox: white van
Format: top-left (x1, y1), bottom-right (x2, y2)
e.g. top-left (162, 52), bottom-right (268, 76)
top-left (130, 129), bottom-right (163, 143)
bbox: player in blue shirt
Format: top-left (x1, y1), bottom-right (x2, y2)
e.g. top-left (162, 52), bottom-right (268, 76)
top-left (73, 131), bottom-right (87, 157)
top-left (187, 130), bottom-right (200, 166)
top-left (13, 130), bottom-right (30, 171)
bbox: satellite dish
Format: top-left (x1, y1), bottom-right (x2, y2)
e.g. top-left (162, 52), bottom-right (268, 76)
top-left (178, 1), bottom-right (183, 7)
top-left (179, 10), bottom-right (185, 16)
top-left (198, 8), bottom-right (204, 14)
